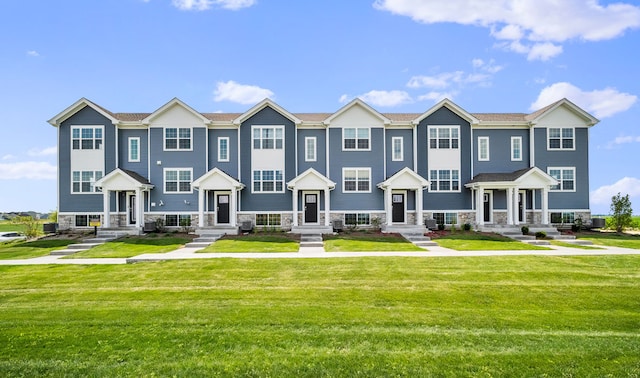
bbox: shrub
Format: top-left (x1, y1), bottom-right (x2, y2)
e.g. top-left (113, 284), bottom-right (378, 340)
top-left (463, 223), bottom-right (472, 231)
top-left (11, 216), bottom-right (40, 239)
top-left (521, 226), bottom-right (529, 235)
top-left (438, 223), bottom-right (445, 231)
top-left (535, 231), bottom-right (546, 239)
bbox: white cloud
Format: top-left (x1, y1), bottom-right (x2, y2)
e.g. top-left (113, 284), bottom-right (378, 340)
top-left (358, 90), bottom-right (413, 107)
top-left (407, 59), bottom-right (501, 99)
top-left (172, 0), bottom-right (255, 11)
top-left (2, 154), bottom-right (16, 161)
top-left (374, 0), bottom-right (640, 60)
top-left (604, 135), bottom-right (640, 149)
top-left (531, 82), bottom-right (637, 119)
top-left (213, 80), bottom-right (274, 104)
top-left (338, 94), bottom-right (351, 104)
top-left (590, 177), bottom-right (640, 206)
top-left (26, 50), bottom-right (39, 57)
top-left (27, 146), bottom-right (57, 157)
top-left (0, 162), bottom-right (56, 180)
top-left (408, 71), bottom-right (465, 89)
top-left (417, 91), bottom-right (457, 102)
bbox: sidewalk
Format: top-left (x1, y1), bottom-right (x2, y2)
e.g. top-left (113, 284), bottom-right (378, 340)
top-left (1, 244), bottom-right (639, 266)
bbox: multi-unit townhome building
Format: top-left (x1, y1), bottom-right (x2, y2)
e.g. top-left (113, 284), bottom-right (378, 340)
top-left (48, 96), bottom-right (598, 234)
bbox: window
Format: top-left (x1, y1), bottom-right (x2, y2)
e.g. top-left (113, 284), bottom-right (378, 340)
top-left (344, 213), bottom-right (370, 225)
top-left (343, 168), bottom-right (370, 193)
top-left (429, 169), bottom-right (460, 192)
top-left (550, 212), bottom-right (575, 224)
top-left (305, 137), bottom-right (316, 161)
top-left (72, 126), bottom-right (103, 150)
top-left (218, 137), bottom-right (229, 162)
top-left (164, 169), bottom-right (192, 193)
top-left (165, 214), bottom-right (191, 227)
top-left (256, 213), bottom-right (281, 226)
top-left (433, 212), bottom-right (458, 225)
top-left (548, 167), bottom-right (575, 192)
top-left (252, 170), bottom-right (284, 192)
top-left (165, 128), bottom-right (191, 150)
top-left (75, 214), bottom-right (100, 227)
top-left (478, 137), bottom-right (489, 161)
top-left (253, 126), bottom-right (284, 149)
top-left (392, 137), bottom-right (403, 161)
top-left (343, 128), bottom-right (370, 150)
top-left (548, 128), bottom-right (574, 150)
top-left (429, 126), bottom-right (459, 149)
top-left (72, 171), bottom-right (103, 193)
top-left (128, 137), bottom-right (140, 162)
top-left (511, 136), bottom-right (522, 161)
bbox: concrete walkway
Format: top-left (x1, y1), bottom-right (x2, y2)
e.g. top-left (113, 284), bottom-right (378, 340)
top-left (1, 244), bottom-right (640, 265)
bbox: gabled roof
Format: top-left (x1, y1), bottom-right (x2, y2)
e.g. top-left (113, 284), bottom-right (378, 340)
top-left (377, 167), bottom-right (429, 190)
top-left (233, 98), bottom-right (301, 125)
top-left (287, 168), bottom-right (336, 190)
top-left (192, 168), bottom-right (244, 190)
top-left (47, 98), bottom-right (119, 127)
top-left (141, 98), bottom-right (211, 125)
top-left (412, 98), bottom-right (480, 126)
top-left (324, 98), bottom-right (391, 125)
top-left (465, 167), bottom-right (557, 189)
top-left (526, 98), bottom-right (599, 126)
top-left (94, 168), bottom-right (154, 191)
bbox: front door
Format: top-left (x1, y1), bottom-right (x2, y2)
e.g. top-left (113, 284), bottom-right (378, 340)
top-left (304, 193), bottom-right (318, 224)
top-left (392, 193), bottom-right (405, 223)
top-left (483, 193), bottom-right (491, 223)
top-left (127, 193), bottom-right (136, 225)
top-left (217, 194), bottom-right (230, 224)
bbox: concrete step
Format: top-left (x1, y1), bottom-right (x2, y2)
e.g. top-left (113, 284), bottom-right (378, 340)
top-left (67, 243), bottom-right (102, 250)
top-left (193, 236), bottom-right (222, 243)
top-left (300, 241), bottom-right (324, 248)
top-left (300, 234), bottom-right (323, 248)
top-left (185, 242), bottom-right (213, 248)
top-left (291, 226), bottom-right (333, 234)
top-left (50, 249), bottom-right (82, 256)
top-left (524, 240), bottom-right (551, 245)
top-left (413, 241), bottom-right (439, 247)
top-left (559, 239), bottom-right (594, 245)
top-left (196, 227), bottom-right (239, 236)
top-left (502, 232), bottom-right (536, 241)
top-left (82, 237), bottom-right (115, 243)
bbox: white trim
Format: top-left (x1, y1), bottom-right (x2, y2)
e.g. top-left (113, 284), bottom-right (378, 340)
top-left (547, 166), bottom-right (576, 192)
top-left (128, 137), bottom-right (140, 162)
top-left (163, 168), bottom-right (193, 194)
top-left (547, 127), bottom-right (576, 151)
top-left (478, 136), bottom-right (490, 161)
top-left (342, 167), bottom-right (372, 193)
top-left (342, 127), bottom-right (371, 151)
top-left (305, 136), bottom-right (317, 162)
top-left (251, 125), bottom-right (285, 150)
top-left (218, 137), bottom-right (230, 162)
top-left (428, 168), bottom-right (461, 193)
top-left (163, 127), bottom-right (193, 151)
top-left (391, 136), bottom-right (403, 161)
top-left (511, 136), bottom-right (523, 161)
top-left (71, 125), bottom-right (104, 151)
top-left (251, 169), bottom-right (285, 193)
top-left (427, 125), bottom-right (460, 150)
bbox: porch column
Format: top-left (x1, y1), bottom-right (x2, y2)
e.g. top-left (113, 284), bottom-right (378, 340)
top-left (198, 189), bottom-right (205, 228)
top-left (416, 189), bottom-right (423, 226)
top-left (513, 187), bottom-right (520, 226)
top-left (231, 189), bottom-right (237, 227)
top-left (135, 188), bottom-right (143, 228)
top-left (292, 188), bottom-right (298, 227)
top-left (385, 189), bottom-right (393, 226)
top-left (324, 189), bottom-right (331, 227)
top-left (506, 188), bottom-right (514, 225)
top-left (542, 187), bottom-right (549, 225)
top-left (103, 190), bottom-right (111, 228)
top-left (476, 187), bottom-right (484, 227)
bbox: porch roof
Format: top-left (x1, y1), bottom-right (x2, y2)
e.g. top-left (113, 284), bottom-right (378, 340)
top-left (94, 168), bottom-right (154, 191)
top-left (192, 168), bottom-right (244, 191)
top-left (377, 167), bottom-right (429, 190)
top-left (287, 168), bottom-right (336, 191)
top-left (465, 167), bottom-right (557, 189)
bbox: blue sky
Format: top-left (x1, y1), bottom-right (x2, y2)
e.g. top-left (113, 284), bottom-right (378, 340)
top-left (1, 0), bottom-right (639, 214)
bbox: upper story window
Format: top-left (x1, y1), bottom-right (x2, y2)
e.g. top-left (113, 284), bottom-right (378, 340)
top-left (511, 136), bottom-right (522, 161)
top-left (218, 137), bottom-right (229, 162)
top-left (252, 170), bottom-right (284, 193)
top-left (429, 126), bottom-right (459, 149)
top-left (128, 137), bottom-right (140, 162)
top-left (478, 137), bottom-right (489, 161)
top-left (165, 128), bottom-right (191, 150)
top-left (392, 137), bottom-right (403, 161)
top-left (305, 137), bottom-right (316, 161)
top-left (72, 126), bottom-right (103, 150)
top-left (253, 126), bottom-right (284, 149)
top-left (164, 168), bottom-right (192, 193)
top-left (343, 168), bottom-right (371, 193)
top-left (72, 170), bottom-right (103, 193)
top-left (429, 169), bottom-right (460, 192)
top-left (548, 167), bottom-right (575, 192)
top-left (343, 128), bottom-right (370, 150)
top-left (548, 127), bottom-right (574, 150)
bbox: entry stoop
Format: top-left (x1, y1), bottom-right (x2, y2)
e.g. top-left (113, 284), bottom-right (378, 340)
top-left (300, 234), bottom-right (324, 248)
top-left (400, 232), bottom-right (438, 248)
top-left (185, 233), bottom-right (224, 248)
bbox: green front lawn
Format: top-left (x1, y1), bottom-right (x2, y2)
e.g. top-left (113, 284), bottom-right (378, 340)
top-left (199, 234), bottom-right (299, 253)
top-left (433, 232), bottom-right (551, 250)
top-left (578, 232), bottom-right (640, 249)
top-left (64, 235), bottom-right (192, 258)
top-left (0, 239), bottom-right (78, 260)
top-left (324, 233), bottom-right (424, 252)
top-left (0, 256), bottom-right (638, 376)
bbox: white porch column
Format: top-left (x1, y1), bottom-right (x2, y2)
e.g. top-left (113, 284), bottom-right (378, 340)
top-left (103, 190), bottom-right (111, 228)
top-left (506, 188), bottom-right (514, 225)
top-left (324, 189), bottom-right (331, 227)
top-left (385, 189), bottom-right (393, 226)
top-left (198, 189), bottom-right (205, 228)
top-left (135, 188), bottom-right (143, 228)
top-left (416, 189), bottom-right (423, 226)
top-left (292, 188), bottom-right (299, 227)
top-left (542, 187), bottom-right (549, 225)
top-left (476, 187), bottom-right (484, 227)
top-left (513, 187), bottom-right (520, 225)
top-left (231, 189), bottom-right (237, 227)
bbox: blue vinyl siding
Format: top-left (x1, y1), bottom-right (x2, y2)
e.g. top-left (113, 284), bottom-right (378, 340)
top-left (385, 129), bottom-right (413, 177)
top-left (208, 128), bottom-right (239, 178)
top-left (297, 129), bottom-right (326, 175)
top-left (118, 129), bottom-right (148, 177)
top-left (473, 129), bottom-right (529, 173)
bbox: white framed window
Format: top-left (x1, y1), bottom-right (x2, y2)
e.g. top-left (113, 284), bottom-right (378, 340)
top-left (433, 212), bottom-right (458, 225)
top-left (164, 128), bottom-right (192, 151)
top-left (218, 137), bottom-right (229, 162)
top-left (128, 137), bottom-right (140, 162)
top-left (511, 136), bottom-right (522, 161)
top-left (550, 212), bottom-right (575, 224)
top-left (429, 169), bottom-right (460, 192)
top-left (165, 214), bottom-right (191, 227)
top-left (74, 214), bottom-right (101, 227)
top-left (253, 126), bottom-right (284, 150)
top-left (429, 126), bottom-right (459, 149)
top-left (72, 171), bottom-right (103, 193)
top-left (252, 170), bottom-right (284, 193)
top-left (305, 137), bottom-right (316, 162)
top-left (72, 126), bottom-right (103, 150)
top-left (392, 137), bottom-right (403, 161)
top-left (343, 168), bottom-right (371, 193)
top-left (256, 213), bottom-right (281, 226)
top-left (164, 168), bottom-right (192, 193)
top-left (345, 213), bottom-right (370, 225)
top-left (548, 128), bottom-right (574, 150)
top-left (548, 167), bottom-right (575, 192)
top-left (343, 128), bottom-right (370, 151)
top-left (478, 136), bottom-right (489, 161)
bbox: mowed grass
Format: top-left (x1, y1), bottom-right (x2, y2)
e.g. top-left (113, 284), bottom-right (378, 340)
top-left (0, 256), bottom-right (639, 377)
top-left (434, 231), bottom-right (551, 250)
top-left (579, 232), bottom-right (640, 249)
top-left (64, 235), bottom-right (192, 258)
top-left (0, 239), bottom-right (77, 260)
top-left (324, 233), bottom-right (424, 252)
top-left (199, 234), bottom-right (299, 253)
